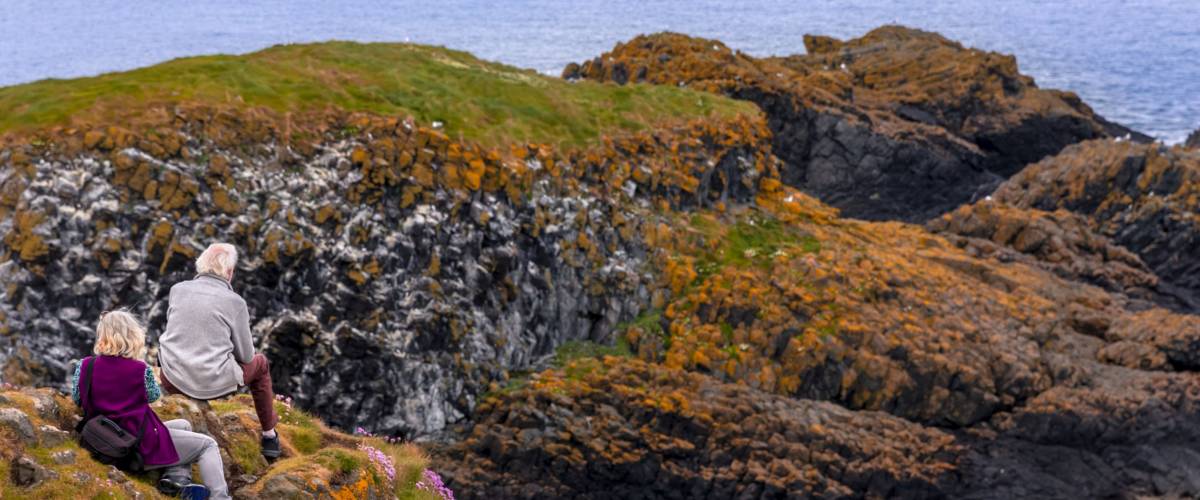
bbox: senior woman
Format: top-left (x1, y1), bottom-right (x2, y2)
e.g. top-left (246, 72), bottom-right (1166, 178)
top-left (72, 310), bottom-right (227, 499)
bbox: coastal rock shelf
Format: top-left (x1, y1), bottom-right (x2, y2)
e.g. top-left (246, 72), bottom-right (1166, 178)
top-left (993, 139), bottom-right (1200, 310)
top-left (565, 26), bottom-right (1146, 222)
top-left (438, 187), bottom-right (1200, 498)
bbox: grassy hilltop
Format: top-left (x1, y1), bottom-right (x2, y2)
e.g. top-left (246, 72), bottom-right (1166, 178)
top-left (0, 41), bottom-right (754, 147)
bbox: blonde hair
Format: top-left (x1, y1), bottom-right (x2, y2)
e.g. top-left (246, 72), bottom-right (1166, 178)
top-left (196, 243), bottom-right (238, 278)
top-left (94, 310), bottom-right (147, 359)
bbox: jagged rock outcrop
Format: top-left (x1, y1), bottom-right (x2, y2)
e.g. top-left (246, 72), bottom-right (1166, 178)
top-left (1186, 128), bottom-right (1200, 149)
top-left (993, 139), bottom-right (1200, 310)
top-left (927, 200), bottom-right (1171, 308)
top-left (0, 385), bottom-right (433, 498)
top-left (564, 26), bottom-right (1145, 221)
top-left (0, 103), bottom-right (774, 438)
top-left (437, 358), bottom-right (959, 499)
top-left (437, 187), bottom-right (1200, 498)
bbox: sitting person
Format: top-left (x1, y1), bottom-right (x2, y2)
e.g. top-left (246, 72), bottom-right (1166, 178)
top-left (157, 242), bottom-right (281, 458)
top-left (73, 310), bottom-right (228, 499)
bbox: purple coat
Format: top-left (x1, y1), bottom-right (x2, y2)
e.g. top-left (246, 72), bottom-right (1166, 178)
top-left (79, 355), bottom-right (180, 466)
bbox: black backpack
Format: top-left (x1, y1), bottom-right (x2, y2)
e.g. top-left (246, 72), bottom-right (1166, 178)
top-left (75, 357), bottom-right (146, 471)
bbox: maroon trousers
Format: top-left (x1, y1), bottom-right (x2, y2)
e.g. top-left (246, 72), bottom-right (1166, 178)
top-left (160, 353), bottom-right (279, 432)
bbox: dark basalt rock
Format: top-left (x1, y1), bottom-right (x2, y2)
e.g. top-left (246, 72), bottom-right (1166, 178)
top-left (565, 26), bottom-right (1147, 222)
top-left (0, 110), bottom-right (774, 439)
top-left (1187, 128), bottom-right (1200, 149)
top-left (927, 200), bottom-right (1183, 310)
top-left (436, 358), bottom-right (1200, 499)
top-left (436, 359), bottom-right (960, 499)
top-left (994, 139), bottom-right (1200, 312)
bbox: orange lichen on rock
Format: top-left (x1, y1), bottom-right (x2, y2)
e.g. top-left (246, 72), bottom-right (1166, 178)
top-left (2, 210), bottom-right (49, 264)
top-left (614, 182), bottom-right (1200, 429)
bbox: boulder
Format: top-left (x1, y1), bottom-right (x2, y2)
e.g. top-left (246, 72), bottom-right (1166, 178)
top-left (50, 449), bottom-right (75, 465)
top-left (10, 455), bottom-right (56, 487)
top-left (0, 408), bottom-right (36, 445)
top-left (37, 424), bottom-right (71, 447)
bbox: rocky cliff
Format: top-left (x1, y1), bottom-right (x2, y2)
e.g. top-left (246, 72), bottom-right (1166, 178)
top-left (564, 26), bottom-right (1147, 221)
top-left (0, 42), bottom-right (766, 440)
top-left (437, 186), bottom-right (1200, 498)
top-left (1, 29), bottom-right (1198, 500)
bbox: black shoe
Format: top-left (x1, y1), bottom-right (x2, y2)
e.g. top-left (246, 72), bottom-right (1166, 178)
top-left (261, 432), bottom-right (282, 459)
top-left (158, 474), bottom-right (187, 496)
top-left (180, 484), bottom-right (210, 500)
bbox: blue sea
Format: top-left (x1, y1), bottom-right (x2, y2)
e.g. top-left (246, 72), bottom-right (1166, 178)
top-left (1, 0), bottom-right (1196, 143)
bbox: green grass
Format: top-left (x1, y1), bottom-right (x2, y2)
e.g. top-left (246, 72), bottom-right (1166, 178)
top-left (315, 448), bottom-right (364, 475)
top-left (620, 307), bottom-right (668, 349)
top-left (553, 339), bottom-right (633, 367)
top-left (691, 213), bottom-right (821, 280)
top-left (0, 41), bottom-right (756, 147)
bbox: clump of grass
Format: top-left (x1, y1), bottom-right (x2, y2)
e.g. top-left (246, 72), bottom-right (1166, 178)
top-left (315, 448), bottom-right (364, 475)
top-left (225, 433), bottom-right (269, 475)
top-left (619, 307), bottom-right (669, 350)
top-left (690, 212), bottom-right (821, 281)
top-left (0, 41), bottom-right (756, 147)
top-left (281, 424), bottom-right (321, 455)
top-left (553, 339), bottom-right (632, 367)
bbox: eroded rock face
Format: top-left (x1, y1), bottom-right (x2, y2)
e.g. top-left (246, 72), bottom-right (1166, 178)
top-left (437, 358), bottom-right (959, 499)
top-left (437, 356), bottom-right (1200, 499)
top-left (564, 26), bottom-right (1144, 221)
top-left (927, 200), bottom-right (1173, 308)
top-left (0, 107), bottom-right (776, 438)
top-left (1186, 128), bottom-right (1200, 149)
top-left (993, 139), bottom-right (1200, 310)
top-left (437, 190), bottom-right (1200, 498)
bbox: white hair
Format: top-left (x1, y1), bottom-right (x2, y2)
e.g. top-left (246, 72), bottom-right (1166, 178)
top-left (196, 243), bottom-right (238, 279)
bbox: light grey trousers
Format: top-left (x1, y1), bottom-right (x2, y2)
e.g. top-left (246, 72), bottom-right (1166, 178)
top-left (160, 419), bottom-right (231, 500)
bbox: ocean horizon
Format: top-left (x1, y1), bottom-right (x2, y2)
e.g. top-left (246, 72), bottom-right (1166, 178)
top-left (1, 0), bottom-right (1197, 143)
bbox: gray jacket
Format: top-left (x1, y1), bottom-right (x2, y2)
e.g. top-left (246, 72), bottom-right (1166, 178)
top-left (158, 273), bottom-right (254, 399)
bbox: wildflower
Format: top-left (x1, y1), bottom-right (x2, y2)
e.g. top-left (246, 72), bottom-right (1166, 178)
top-left (274, 394), bottom-right (293, 409)
top-left (358, 444), bottom-right (396, 483)
top-left (416, 468), bottom-right (455, 500)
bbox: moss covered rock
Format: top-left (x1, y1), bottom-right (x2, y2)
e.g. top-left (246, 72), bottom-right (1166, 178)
top-left (0, 386), bottom-right (437, 499)
top-left (565, 26), bottom-right (1147, 221)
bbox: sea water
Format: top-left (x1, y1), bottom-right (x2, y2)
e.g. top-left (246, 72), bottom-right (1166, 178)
top-left (1, 0), bottom-right (1196, 143)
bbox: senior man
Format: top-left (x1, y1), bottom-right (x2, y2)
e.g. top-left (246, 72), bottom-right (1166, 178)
top-left (158, 243), bottom-right (281, 459)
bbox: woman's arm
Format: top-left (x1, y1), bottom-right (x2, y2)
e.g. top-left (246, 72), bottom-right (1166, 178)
top-left (144, 366), bottom-right (162, 403)
top-left (71, 361), bottom-right (82, 406)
